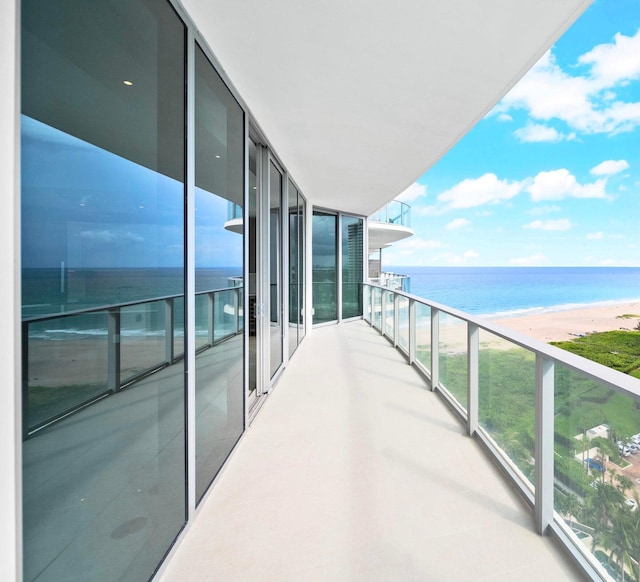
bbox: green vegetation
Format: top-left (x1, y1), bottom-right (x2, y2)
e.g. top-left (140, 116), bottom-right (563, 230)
top-left (551, 330), bottom-right (640, 378)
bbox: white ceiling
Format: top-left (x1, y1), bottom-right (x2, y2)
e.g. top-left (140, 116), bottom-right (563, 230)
top-left (181, 0), bottom-right (592, 216)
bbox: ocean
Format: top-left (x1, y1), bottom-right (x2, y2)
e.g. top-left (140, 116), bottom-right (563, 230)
top-left (387, 267), bottom-right (640, 317)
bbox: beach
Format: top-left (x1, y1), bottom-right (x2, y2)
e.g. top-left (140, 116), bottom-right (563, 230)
top-left (487, 301), bottom-right (640, 343)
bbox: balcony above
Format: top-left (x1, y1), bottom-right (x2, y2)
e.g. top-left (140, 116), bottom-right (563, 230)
top-left (368, 200), bottom-right (413, 252)
top-left (159, 321), bottom-right (583, 582)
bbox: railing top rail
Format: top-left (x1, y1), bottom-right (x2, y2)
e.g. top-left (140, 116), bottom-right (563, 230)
top-left (364, 282), bottom-right (640, 399)
top-left (22, 285), bottom-right (243, 325)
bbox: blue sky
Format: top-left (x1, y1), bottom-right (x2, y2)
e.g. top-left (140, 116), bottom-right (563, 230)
top-left (385, 0), bottom-right (640, 268)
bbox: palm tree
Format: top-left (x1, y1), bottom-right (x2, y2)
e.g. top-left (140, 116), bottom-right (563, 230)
top-left (586, 481), bottom-right (625, 552)
top-left (565, 493), bottom-right (581, 531)
top-left (603, 509), bottom-right (637, 582)
top-left (617, 474), bottom-right (635, 495)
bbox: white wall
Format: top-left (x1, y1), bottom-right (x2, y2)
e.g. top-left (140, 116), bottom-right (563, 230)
top-left (0, 1), bottom-right (20, 581)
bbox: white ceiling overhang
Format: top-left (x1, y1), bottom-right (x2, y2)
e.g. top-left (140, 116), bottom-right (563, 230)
top-left (181, 0), bottom-right (592, 216)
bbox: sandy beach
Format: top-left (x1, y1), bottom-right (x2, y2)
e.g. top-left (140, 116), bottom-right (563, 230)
top-left (486, 301), bottom-right (640, 343)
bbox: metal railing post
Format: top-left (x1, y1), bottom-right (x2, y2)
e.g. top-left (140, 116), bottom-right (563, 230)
top-left (107, 307), bottom-right (121, 393)
top-left (467, 323), bottom-right (479, 436)
top-left (430, 308), bottom-right (439, 391)
top-left (165, 299), bottom-right (174, 364)
top-left (208, 292), bottom-right (215, 345)
top-left (234, 288), bottom-right (240, 334)
top-left (408, 299), bottom-right (416, 365)
top-left (535, 355), bottom-right (554, 535)
top-left (22, 321), bottom-right (30, 438)
top-left (380, 289), bottom-right (386, 336)
top-left (393, 293), bottom-right (399, 347)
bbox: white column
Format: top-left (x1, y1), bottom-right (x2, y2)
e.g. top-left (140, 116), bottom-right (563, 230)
top-left (467, 323), bottom-right (479, 436)
top-left (535, 355), bottom-right (555, 535)
top-left (1, 1), bottom-right (21, 579)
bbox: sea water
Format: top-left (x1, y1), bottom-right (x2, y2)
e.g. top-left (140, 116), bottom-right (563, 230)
top-left (387, 266), bottom-right (640, 317)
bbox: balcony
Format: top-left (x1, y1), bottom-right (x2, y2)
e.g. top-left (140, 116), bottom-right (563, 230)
top-left (368, 200), bottom-right (413, 253)
top-left (158, 320), bottom-right (590, 580)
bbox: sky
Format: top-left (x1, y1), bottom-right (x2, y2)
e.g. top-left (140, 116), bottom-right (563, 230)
top-left (384, 0), bottom-right (640, 268)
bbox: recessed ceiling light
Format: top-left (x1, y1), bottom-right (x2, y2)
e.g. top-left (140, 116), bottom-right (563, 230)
top-left (123, 80), bottom-right (133, 86)
top-left (215, 155), bottom-right (221, 159)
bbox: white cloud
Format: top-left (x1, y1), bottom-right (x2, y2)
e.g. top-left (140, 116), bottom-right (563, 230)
top-left (81, 229), bottom-right (144, 243)
top-left (497, 113), bottom-right (513, 122)
top-left (590, 159), bottom-right (630, 176)
top-left (446, 218), bottom-right (470, 230)
top-left (527, 205), bottom-right (562, 215)
top-left (587, 232), bottom-right (604, 240)
top-left (395, 182), bottom-right (427, 203)
top-left (523, 219), bottom-right (572, 231)
top-left (438, 251), bottom-right (479, 265)
top-left (437, 173), bottom-right (525, 209)
top-left (496, 29), bottom-right (640, 136)
top-left (525, 169), bottom-right (609, 201)
top-left (513, 123), bottom-right (572, 143)
top-left (578, 29), bottom-right (640, 88)
top-left (509, 252), bottom-right (547, 266)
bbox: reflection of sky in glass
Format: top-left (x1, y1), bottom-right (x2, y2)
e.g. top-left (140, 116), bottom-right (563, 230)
top-left (21, 115), bottom-right (242, 269)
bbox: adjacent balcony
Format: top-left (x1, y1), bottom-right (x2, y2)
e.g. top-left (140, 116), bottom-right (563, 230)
top-left (368, 200), bottom-right (413, 253)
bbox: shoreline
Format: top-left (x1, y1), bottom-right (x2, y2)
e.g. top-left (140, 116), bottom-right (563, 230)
top-left (485, 300), bottom-right (640, 343)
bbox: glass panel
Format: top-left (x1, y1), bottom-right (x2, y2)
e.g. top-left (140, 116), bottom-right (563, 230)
top-left (553, 364), bottom-right (640, 577)
top-left (478, 331), bottom-right (535, 485)
top-left (363, 285), bottom-right (371, 323)
top-left (298, 194), bottom-right (306, 342)
top-left (25, 312), bottom-right (109, 431)
top-left (194, 44), bottom-right (244, 503)
top-left (438, 313), bottom-right (468, 411)
top-left (288, 181), bottom-right (300, 357)
top-left (383, 290), bottom-right (395, 339)
top-left (397, 296), bottom-right (409, 351)
top-left (21, 1), bottom-right (187, 580)
top-left (269, 162), bottom-right (283, 377)
top-left (173, 296), bottom-right (185, 359)
top-left (121, 301), bottom-right (167, 383)
top-left (372, 287), bottom-right (382, 331)
top-left (248, 140), bottom-right (258, 399)
top-left (341, 215), bottom-right (363, 319)
top-left (415, 303), bottom-right (431, 373)
top-left (312, 212), bottom-right (337, 324)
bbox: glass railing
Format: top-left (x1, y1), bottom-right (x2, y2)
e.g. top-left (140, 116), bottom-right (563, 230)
top-left (22, 286), bottom-right (243, 436)
top-left (227, 201), bottom-right (243, 221)
top-left (370, 272), bottom-right (411, 293)
top-left (369, 200), bottom-right (411, 228)
top-left (363, 282), bottom-right (640, 581)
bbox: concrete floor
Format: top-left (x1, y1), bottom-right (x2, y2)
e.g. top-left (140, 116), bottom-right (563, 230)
top-left (159, 321), bottom-right (585, 582)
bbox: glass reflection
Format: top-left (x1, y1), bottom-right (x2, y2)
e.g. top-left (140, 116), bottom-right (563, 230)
top-left (21, 0), bottom-right (187, 580)
top-left (194, 44), bottom-right (244, 503)
top-left (312, 212), bottom-right (337, 324)
top-left (341, 216), bottom-right (363, 319)
top-left (269, 163), bottom-right (283, 377)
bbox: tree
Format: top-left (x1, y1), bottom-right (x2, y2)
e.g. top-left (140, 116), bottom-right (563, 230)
top-left (586, 481), bottom-right (625, 551)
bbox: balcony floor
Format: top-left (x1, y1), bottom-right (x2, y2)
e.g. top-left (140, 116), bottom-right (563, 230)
top-left (160, 321), bottom-right (584, 582)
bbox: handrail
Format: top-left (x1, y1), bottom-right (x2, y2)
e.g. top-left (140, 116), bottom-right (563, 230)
top-left (364, 282), bottom-right (639, 581)
top-left (22, 285), bottom-right (244, 436)
top-left (369, 200), bottom-right (411, 228)
top-left (22, 285), bottom-right (242, 324)
top-left (367, 283), bottom-right (640, 399)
